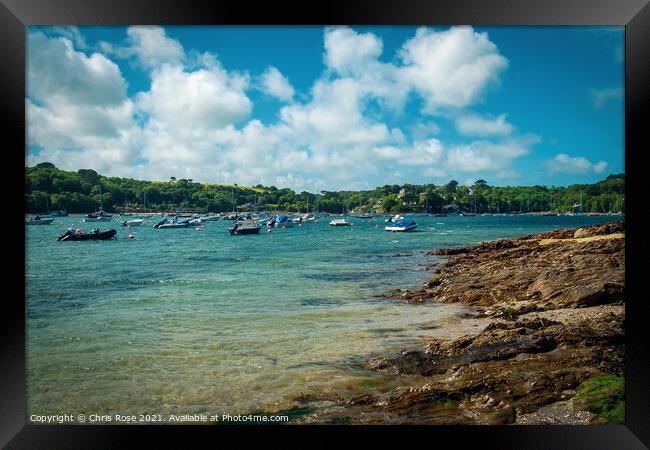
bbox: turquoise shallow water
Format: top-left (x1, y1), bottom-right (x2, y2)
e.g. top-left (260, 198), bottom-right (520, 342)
top-left (26, 214), bottom-right (622, 419)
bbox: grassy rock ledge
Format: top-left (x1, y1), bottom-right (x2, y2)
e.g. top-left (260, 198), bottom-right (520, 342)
top-left (301, 221), bottom-right (625, 424)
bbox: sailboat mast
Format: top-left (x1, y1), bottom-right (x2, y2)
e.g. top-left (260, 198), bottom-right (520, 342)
top-left (580, 191), bottom-right (583, 213)
top-left (99, 180), bottom-right (103, 211)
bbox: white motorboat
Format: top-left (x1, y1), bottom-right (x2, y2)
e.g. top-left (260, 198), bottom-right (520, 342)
top-left (329, 219), bottom-right (351, 226)
top-left (156, 222), bottom-right (190, 229)
top-left (121, 218), bottom-right (144, 226)
top-left (385, 219), bottom-right (417, 232)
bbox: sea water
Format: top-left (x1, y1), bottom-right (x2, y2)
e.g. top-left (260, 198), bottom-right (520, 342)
top-left (25, 214), bottom-right (623, 419)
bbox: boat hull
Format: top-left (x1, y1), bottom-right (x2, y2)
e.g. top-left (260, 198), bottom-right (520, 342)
top-left (155, 223), bottom-right (190, 229)
top-left (83, 217), bottom-right (112, 222)
top-left (385, 220), bottom-right (417, 232)
top-left (26, 218), bottom-right (55, 225)
top-left (385, 224), bottom-right (417, 232)
top-left (229, 227), bottom-right (261, 235)
top-left (58, 229), bottom-right (117, 241)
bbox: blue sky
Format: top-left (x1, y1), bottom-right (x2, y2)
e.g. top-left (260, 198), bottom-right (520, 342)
top-left (26, 26), bottom-right (624, 192)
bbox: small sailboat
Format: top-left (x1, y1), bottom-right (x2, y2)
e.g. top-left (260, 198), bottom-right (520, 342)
top-left (84, 180), bottom-right (113, 222)
top-left (385, 219), bottom-right (417, 232)
top-left (83, 211), bottom-right (112, 222)
top-left (25, 215), bottom-right (55, 225)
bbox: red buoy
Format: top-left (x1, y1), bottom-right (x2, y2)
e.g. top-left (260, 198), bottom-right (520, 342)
top-left (76, 229), bottom-right (81, 233)
top-left (128, 234), bottom-right (135, 239)
top-left (267, 229), bottom-right (273, 233)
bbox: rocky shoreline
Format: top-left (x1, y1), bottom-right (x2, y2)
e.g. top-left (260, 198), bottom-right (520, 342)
top-left (294, 221), bottom-right (625, 424)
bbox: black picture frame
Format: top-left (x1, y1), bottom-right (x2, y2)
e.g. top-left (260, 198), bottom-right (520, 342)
top-left (4, 0), bottom-right (649, 447)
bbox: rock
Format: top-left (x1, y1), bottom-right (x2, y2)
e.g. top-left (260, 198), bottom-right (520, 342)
top-left (302, 222), bottom-right (625, 425)
top-left (573, 228), bottom-right (589, 238)
top-left (414, 222), bottom-right (624, 309)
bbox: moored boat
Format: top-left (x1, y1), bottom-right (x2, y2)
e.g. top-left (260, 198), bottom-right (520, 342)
top-left (83, 210), bottom-right (113, 222)
top-left (25, 215), bottom-right (55, 225)
top-left (57, 228), bottom-right (117, 241)
top-left (121, 218), bottom-right (144, 226)
top-left (84, 180), bottom-right (113, 221)
top-left (329, 219), bottom-right (351, 226)
top-left (156, 222), bottom-right (190, 229)
top-left (385, 219), bottom-right (417, 232)
top-left (229, 220), bottom-right (261, 235)
top-left (153, 216), bottom-right (190, 228)
top-left (197, 215), bottom-right (220, 222)
top-left (385, 214), bottom-right (405, 223)
top-left (273, 215), bottom-right (293, 227)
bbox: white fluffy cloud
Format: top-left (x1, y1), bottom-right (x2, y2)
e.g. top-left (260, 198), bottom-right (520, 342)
top-left (447, 136), bottom-right (537, 173)
top-left (546, 154), bottom-right (608, 174)
top-left (137, 62), bottom-right (252, 133)
top-left (324, 27), bottom-right (384, 75)
top-left (27, 31), bottom-right (141, 173)
top-left (260, 66), bottom-right (295, 102)
top-left (100, 26), bottom-right (185, 69)
top-left (398, 26), bottom-right (509, 112)
top-left (28, 26), bottom-right (548, 191)
top-left (28, 32), bottom-right (127, 107)
top-left (455, 113), bottom-right (514, 136)
top-left (374, 139), bottom-right (444, 166)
